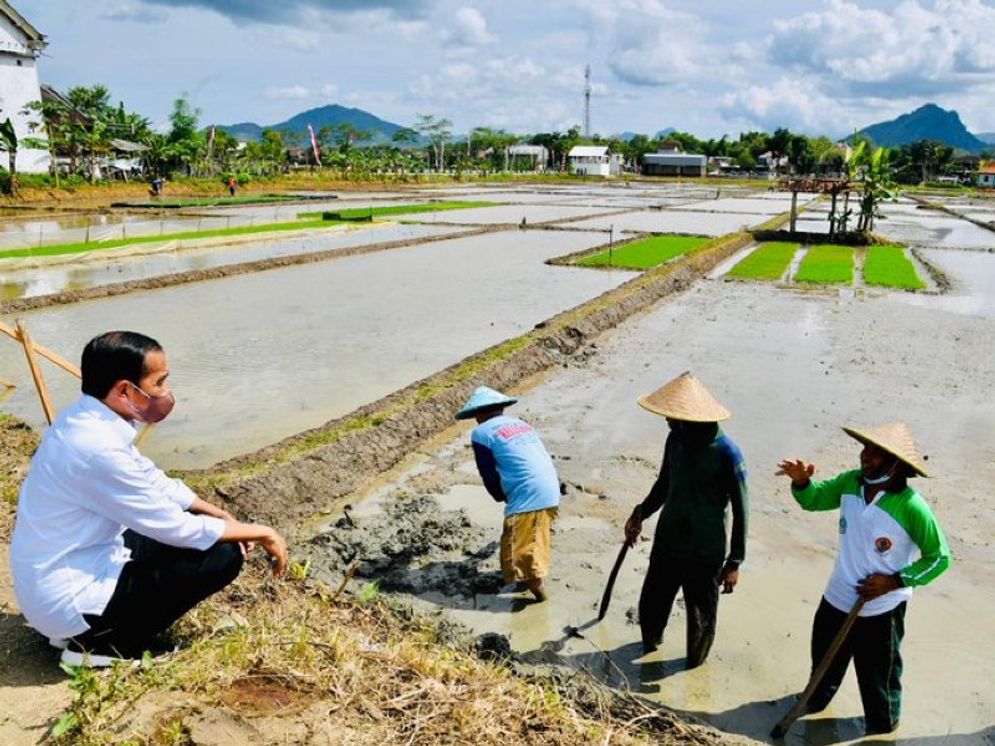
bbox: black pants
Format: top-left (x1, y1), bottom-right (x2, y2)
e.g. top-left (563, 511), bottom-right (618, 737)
top-left (71, 530), bottom-right (243, 657)
top-left (638, 551), bottom-right (721, 668)
top-left (808, 597), bottom-right (906, 733)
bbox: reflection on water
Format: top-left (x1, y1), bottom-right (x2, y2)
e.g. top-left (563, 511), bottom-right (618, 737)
top-left (0, 223), bottom-right (466, 300)
top-left (896, 250), bottom-right (995, 318)
top-left (0, 229), bottom-right (636, 469)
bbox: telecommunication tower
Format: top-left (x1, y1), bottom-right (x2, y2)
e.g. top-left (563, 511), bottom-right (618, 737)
top-left (584, 64), bottom-right (592, 137)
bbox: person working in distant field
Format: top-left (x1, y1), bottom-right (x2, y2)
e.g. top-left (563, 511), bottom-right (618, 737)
top-left (624, 372), bottom-right (748, 667)
top-left (228, 176), bottom-right (237, 197)
top-left (456, 386), bottom-right (560, 602)
top-left (777, 422), bottom-right (950, 735)
top-left (9, 331), bottom-right (289, 668)
top-left (149, 177), bottom-right (164, 197)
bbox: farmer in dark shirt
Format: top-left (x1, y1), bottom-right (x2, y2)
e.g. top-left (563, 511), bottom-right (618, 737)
top-left (624, 372), bottom-right (748, 666)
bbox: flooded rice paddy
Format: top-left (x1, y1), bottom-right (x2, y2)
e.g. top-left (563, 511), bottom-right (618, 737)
top-left (3, 183), bottom-right (993, 475)
top-left (1, 228), bottom-right (636, 468)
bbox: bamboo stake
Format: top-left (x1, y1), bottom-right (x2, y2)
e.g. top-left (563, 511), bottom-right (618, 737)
top-left (0, 320), bottom-right (81, 378)
top-left (0, 376), bottom-right (15, 389)
top-left (16, 320), bottom-right (56, 425)
top-left (132, 422), bottom-right (156, 449)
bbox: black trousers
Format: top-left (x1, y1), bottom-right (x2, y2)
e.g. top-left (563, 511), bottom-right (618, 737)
top-left (638, 550), bottom-right (721, 668)
top-left (808, 597), bottom-right (906, 733)
top-left (71, 530), bottom-right (243, 657)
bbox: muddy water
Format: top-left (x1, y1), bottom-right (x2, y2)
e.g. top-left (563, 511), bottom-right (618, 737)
top-left (896, 249), bottom-right (995, 318)
top-left (407, 204), bottom-right (622, 225)
top-left (876, 212), bottom-right (995, 250)
top-left (567, 210), bottom-right (764, 236)
top-left (333, 273), bottom-right (995, 745)
top-left (0, 223), bottom-right (466, 300)
top-left (0, 229), bottom-right (635, 468)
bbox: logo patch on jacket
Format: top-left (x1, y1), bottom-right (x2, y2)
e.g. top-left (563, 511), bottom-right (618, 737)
top-left (874, 536), bottom-right (893, 554)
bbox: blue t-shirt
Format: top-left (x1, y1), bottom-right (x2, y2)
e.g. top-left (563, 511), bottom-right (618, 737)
top-left (471, 414), bottom-right (560, 517)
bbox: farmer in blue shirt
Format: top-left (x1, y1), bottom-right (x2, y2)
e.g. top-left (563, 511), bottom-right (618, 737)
top-left (456, 386), bottom-right (560, 602)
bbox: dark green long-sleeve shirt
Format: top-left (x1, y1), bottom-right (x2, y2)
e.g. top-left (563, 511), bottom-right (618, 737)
top-left (638, 427), bottom-right (749, 565)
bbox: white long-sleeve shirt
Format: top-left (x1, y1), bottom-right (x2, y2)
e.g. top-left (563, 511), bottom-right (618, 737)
top-left (9, 395), bottom-right (226, 639)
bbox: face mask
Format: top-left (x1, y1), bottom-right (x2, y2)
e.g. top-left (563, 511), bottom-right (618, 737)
top-left (864, 461), bottom-right (898, 485)
top-left (126, 382), bottom-right (175, 423)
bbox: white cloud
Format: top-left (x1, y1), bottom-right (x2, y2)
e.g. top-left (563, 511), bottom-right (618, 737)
top-left (767, 0), bottom-right (995, 97)
top-left (439, 7), bottom-right (496, 54)
top-left (103, 2), bottom-right (168, 23)
top-left (720, 77), bottom-right (838, 133)
top-left (265, 85), bottom-right (313, 100)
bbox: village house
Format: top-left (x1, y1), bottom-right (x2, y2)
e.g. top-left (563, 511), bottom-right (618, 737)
top-left (506, 144), bottom-right (549, 172)
top-left (0, 1), bottom-right (48, 172)
top-left (977, 163), bottom-right (995, 188)
top-left (642, 149), bottom-right (707, 177)
top-left (568, 145), bottom-right (623, 177)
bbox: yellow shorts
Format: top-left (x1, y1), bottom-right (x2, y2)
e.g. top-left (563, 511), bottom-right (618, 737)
top-left (500, 507), bottom-right (557, 583)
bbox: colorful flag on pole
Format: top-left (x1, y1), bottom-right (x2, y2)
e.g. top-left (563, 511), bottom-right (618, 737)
top-left (307, 123), bottom-right (322, 166)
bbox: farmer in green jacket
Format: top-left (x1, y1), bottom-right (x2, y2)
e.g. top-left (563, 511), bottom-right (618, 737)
top-left (624, 372), bottom-right (748, 667)
top-left (777, 422), bottom-right (950, 735)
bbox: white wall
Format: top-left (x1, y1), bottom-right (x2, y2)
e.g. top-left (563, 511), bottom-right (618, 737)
top-left (0, 13), bottom-right (49, 174)
top-left (570, 157), bottom-right (610, 177)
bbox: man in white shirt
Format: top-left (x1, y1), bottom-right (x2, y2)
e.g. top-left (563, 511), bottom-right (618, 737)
top-left (10, 331), bottom-right (289, 667)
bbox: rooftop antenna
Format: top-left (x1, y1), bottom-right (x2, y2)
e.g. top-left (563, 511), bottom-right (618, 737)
top-left (584, 64), bottom-right (592, 138)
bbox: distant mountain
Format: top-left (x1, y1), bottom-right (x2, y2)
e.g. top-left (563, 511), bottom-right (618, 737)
top-left (619, 131), bottom-right (639, 142)
top-left (218, 104), bottom-right (405, 144)
top-left (655, 127), bottom-right (676, 139)
top-left (855, 104), bottom-right (988, 153)
top-left (977, 132), bottom-right (995, 145)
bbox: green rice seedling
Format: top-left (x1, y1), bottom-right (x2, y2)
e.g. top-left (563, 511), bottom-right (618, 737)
top-left (576, 234), bottom-right (710, 270)
top-left (726, 242), bottom-right (799, 281)
top-left (863, 245), bottom-right (925, 290)
top-left (795, 244), bottom-right (854, 285)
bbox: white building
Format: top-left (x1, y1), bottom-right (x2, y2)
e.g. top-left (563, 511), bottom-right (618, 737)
top-left (568, 145), bottom-right (623, 177)
top-left (0, 1), bottom-right (48, 173)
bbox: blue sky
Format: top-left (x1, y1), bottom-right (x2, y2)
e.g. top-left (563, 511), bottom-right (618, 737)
top-left (19, 0), bottom-right (995, 138)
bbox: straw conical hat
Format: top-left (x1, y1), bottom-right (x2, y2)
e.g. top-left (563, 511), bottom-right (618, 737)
top-left (637, 372), bottom-right (731, 422)
top-left (842, 422), bottom-right (929, 478)
top-left (455, 386), bottom-right (518, 420)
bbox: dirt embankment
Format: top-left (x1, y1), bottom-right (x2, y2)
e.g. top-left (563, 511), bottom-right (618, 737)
top-left (0, 414), bottom-right (38, 540)
top-left (187, 228), bottom-right (760, 533)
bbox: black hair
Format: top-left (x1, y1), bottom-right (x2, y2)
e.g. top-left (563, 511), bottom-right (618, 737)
top-left (80, 331), bottom-right (162, 399)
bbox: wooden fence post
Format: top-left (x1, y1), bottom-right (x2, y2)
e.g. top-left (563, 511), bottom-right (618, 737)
top-left (16, 319), bottom-right (56, 425)
top-left (0, 320), bottom-right (81, 377)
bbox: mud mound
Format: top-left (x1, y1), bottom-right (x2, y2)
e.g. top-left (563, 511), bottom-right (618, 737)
top-left (310, 494), bottom-right (502, 597)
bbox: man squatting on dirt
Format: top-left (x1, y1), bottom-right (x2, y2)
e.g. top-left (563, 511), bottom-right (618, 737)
top-left (778, 421), bottom-right (950, 735)
top-left (10, 331), bottom-right (289, 668)
top-left (623, 372), bottom-right (748, 667)
top-left (457, 386), bottom-right (560, 602)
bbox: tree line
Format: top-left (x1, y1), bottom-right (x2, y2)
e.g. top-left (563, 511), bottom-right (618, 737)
top-left (1, 83), bottom-right (991, 195)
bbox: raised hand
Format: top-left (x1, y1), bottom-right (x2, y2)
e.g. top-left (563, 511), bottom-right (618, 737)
top-left (776, 458), bottom-right (815, 487)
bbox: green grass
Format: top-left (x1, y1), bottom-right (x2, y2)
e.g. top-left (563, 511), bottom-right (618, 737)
top-left (576, 234), bottom-right (710, 269)
top-left (863, 245), bottom-right (925, 289)
top-left (299, 200), bottom-right (496, 220)
top-left (727, 242), bottom-right (799, 280)
top-left (0, 219), bottom-right (345, 260)
top-left (795, 244), bottom-right (854, 285)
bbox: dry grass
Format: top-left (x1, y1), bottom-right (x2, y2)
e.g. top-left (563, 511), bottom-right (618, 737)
top-left (50, 565), bottom-right (723, 745)
top-left (0, 413), bottom-right (39, 540)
